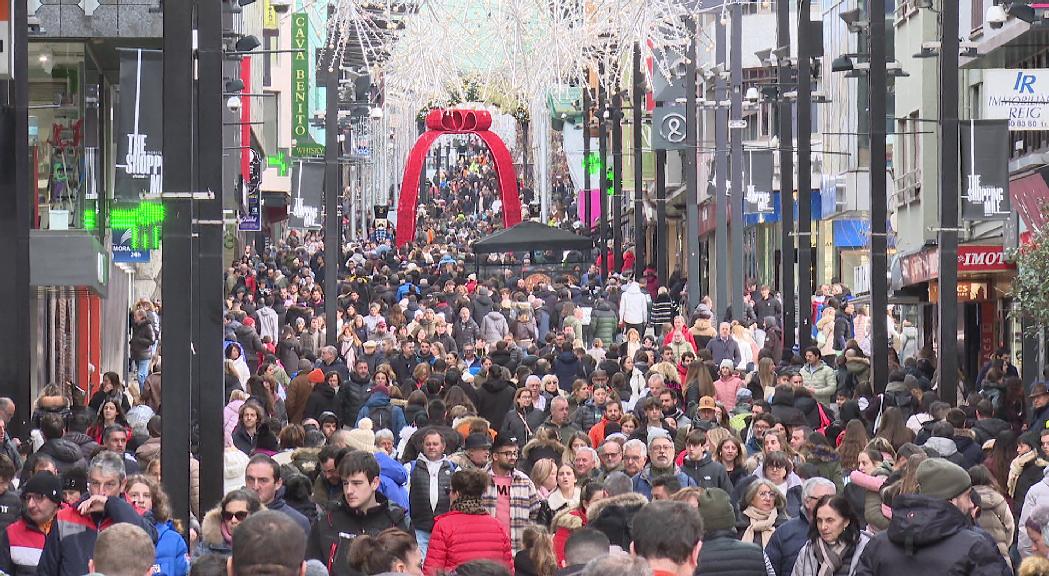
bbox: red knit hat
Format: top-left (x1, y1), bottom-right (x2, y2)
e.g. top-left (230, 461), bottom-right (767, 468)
top-left (308, 369), bottom-right (325, 383)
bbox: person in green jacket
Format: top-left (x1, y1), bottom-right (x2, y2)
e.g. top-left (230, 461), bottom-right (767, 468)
top-left (800, 346), bottom-right (837, 405)
top-left (804, 432), bottom-right (844, 494)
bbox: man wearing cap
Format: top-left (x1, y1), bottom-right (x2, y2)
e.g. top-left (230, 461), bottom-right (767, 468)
top-left (855, 458), bottom-right (1010, 576)
top-left (695, 487), bottom-right (767, 575)
top-left (0, 472), bottom-right (63, 575)
top-left (1030, 383), bottom-right (1049, 434)
top-left (449, 433), bottom-right (492, 471)
top-left (632, 435), bottom-right (696, 499)
top-left (705, 323), bottom-right (740, 367)
top-left (713, 361), bottom-right (744, 411)
top-left (481, 434), bottom-right (540, 555)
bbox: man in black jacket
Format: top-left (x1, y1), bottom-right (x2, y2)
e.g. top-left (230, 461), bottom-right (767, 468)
top-left (306, 451), bottom-right (410, 576)
top-left (855, 458), bottom-right (1010, 576)
top-left (752, 285), bottom-right (782, 328)
top-left (696, 488), bottom-right (767, 576)
top-left (630, 500), bottom-right (704, 576)
top-left (338, 359), bottom-right (374, 427)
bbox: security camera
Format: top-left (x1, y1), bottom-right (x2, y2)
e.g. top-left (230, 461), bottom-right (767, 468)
top-left (226, 96), bottom-right (242, 112)
top-left (986, 4), bottom-right (1008, 27)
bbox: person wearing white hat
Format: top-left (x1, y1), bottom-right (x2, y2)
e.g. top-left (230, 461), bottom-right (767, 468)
top-left (713, 360), bottom-right (745, 411)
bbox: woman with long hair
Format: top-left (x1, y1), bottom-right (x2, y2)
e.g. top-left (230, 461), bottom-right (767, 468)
top-left (551, 481), bottom-right (606, 565)
top-left (86, 398), bottom-right (130, 444)
top-left (880, 451), bottom-right (928, 517)
top-left (970, 464), bottom-right (1015, 566)
top-left (500, 386), bottom-right (545, 448)
top-left (514, 526), bottom-right (557, 576)
top-left (838, 419), bottom-right (870, 473)
top-left (231, 400), bottom-right (266, 456)
top-left (246, 376), bottom-right (276, 420)
top-left (424, 470), bottom-right (512, 575)
top-left (546, 464), bottom-right (579, 514)
top-left (529, 458), bottom-right (558, 500)
top-left (196, 489), bottom-right (263, 557)
top-left (791, 495), bottom-right (870, 575)
top-left (683, 362), bottom-right (717, 410)
top-left (875, 407), bottom-right (915, 451)
top-left (715, 436), bottom-right (747, 487)
top-left (619, 328), bottom-right (642, 363)
top-left (89, 371), bottom-right (131, 414)
top-left (126, 475), bottom-right (189, 575)
top-left (985, 430), bottom-right (1017, 503)
top-left (443, 385), bottom-right (477, 415)
top-left (748, 357), bottom-right (777, 401)
top-left (349, 528), bottom-right (424, 576)
top-left (338, 322), bottom-right (358, 367)
top-left (737, 478), bottom-right (789, 548)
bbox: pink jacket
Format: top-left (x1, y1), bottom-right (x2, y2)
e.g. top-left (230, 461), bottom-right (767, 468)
top-left (224, 399), bottom-right (245, 448)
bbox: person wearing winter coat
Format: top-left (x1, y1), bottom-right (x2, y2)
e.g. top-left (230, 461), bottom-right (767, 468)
top-left (453, 307), bottom-right (482, 352)
top-left (355, 383), bottom-right (408, 442)
top-left (474, 365), bottom-right (515, 428)
top-left (338, 359), bottom-right (375, 428)
top-left (0, 472), bottom-right (63, 576)
top-left (285, 365), bottom-right (321, 425)
top-left (499, 386), bottom-right (547, 449)
top-left (791, 496), bottom-right (870, 576)
top-left (590, 300), bottom-right (619, 345)
top-left (125, 475), bottom-right (190, 576)
top-left (303, 373), bottom-right (339, 425)
top-left (648, 288), bottom-right (677, 338)
top-left (586, 489), bottom-right (649, 551)
top-left (423, 469), bottom-right (513, 575)
top-left (706, 323), bottom-right (742, 367)
top-left (479, 310), bottom-right (510, 345)
top-left (618, 281), bottom-right (648, 334)
top-left (766, 477), bottom-right (837, 576)
top-left (553, 343), bottom-right (585, 392)
top-left (679, 429), bottom-right (733, 492)
top-left (800, 347), bottom-right (837, 405)
top-left (854, 458), bottom-right (1011, 576)
top-left (1010, 431), bottom-right (1047, 515)
top-left (804, 434), bottom-right (845, 494)
top-left (696, 487), bottom-right (770, 576)
top-left (970, 466), bottom-right (1015, 569)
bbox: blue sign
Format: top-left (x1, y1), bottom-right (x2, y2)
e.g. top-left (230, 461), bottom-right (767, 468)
top-left (112, 228), bottom-right (151, 263)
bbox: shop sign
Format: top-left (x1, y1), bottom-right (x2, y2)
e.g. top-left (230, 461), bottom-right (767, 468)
top-left (900, 249), bottom-right (939, 286)
top-left (960, 120), bottom-right (1011, 219)
top-left (744, 150), bottom-right (775, 214)
top-left (112, 228), bottom-right (151, 264)
top-left (239, 149), bottom-right (262, 232)
top-left (114, 49), bottom-right (164, 201)
top-left (957, 245), bottom-right (1015, 272)
top-left (289, 161), bottom-right (324, 230)
top-left (0, 1), bottom-right (11, 81)
top-left (983, 69), bottom-right (1049, 131)
top-left (291, 13), bottom-right (323, 158)
top-left (263, 0), bottom-right (279, 30)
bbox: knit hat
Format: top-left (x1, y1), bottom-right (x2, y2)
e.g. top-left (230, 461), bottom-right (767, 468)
top-left (697, 487), bottom-right (736, 532)
top-left (343, 427), bottom-right (377, 453)
top-left (307, 369), bottom-right (325, 384)
top-left (224, 447), bottom-right (250, 495)
top-left (719, 359), bottom-right (735, 370)
top-left (24, 472), bottom-right (63, 504)
top-left (61, 468), bottom-right (87, 495)
top-left (917, 458), bottom-right (971, 500)
top-left (371, 383), bottom-right (390, 396)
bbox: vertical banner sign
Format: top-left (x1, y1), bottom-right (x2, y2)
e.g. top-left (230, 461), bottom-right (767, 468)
top-left (291, 13), bottom-right (323, 157)
top-left (115, 49), bottom-right (164, 201)
top-left (960, 119), bottom-right (1011, 220)
top-left (744, 150), bottom-right (775, 214)
top-left (289, 162), bottom-right (324, 230)
top-left (0, 0), bottom-right (11, 80)
top-left (263, 0), bottom-right (279, 30)
top-left (239, 149), bottom-right (262, 231)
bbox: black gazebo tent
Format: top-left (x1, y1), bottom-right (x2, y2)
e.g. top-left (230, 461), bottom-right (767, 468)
top-left (472, 221), bottom-right (594, 254)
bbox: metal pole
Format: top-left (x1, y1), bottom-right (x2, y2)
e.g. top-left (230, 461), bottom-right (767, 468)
top-left (633, 43), bottom-right (645, 280)
top-left (162, 0), bottom-right (193, 530)
top-left (777, 0), bottom-right (796, 354)
top-left (324, 64), bottom-right (340, 346)
top-left (583, 87), bottom-right (592, 239)
top-left (0, 0), bottom-right (31, 436)
top-left (612, 88), bottom-right (624, 277)
top-left (938, 0), bottom-right (959, 404)
top-left (598, 80), bottom-right (609, 278)
top-left (656, 150), bottom-right (669, 288)
top-left (730, 1), bottom-right (745, 318)
top-left (685, 17), bottom-right (701, 309)
top-left (195, 0), bottom-right (226, 515)
top-left (797, 0), bottom-right (814, 350)
top-left (715, 14), bottom-right (729, 319)
top-left (870, 0), bottom-right (889, 393)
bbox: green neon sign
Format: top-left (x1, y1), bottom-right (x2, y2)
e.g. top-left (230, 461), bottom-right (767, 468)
top-left (111, 202), bottom-right (166, 250)
top-left (267, 149), bottom-right (291, 176)
top-left (583, 152), bottom-right (617, 195)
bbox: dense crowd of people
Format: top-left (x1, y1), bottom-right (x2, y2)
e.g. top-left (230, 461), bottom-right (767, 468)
top-left (0, 145), bottom-right (1043, 576)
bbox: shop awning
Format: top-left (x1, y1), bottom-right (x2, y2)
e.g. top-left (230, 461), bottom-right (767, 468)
top-left (1010, 166), bottom-right (1049, 232)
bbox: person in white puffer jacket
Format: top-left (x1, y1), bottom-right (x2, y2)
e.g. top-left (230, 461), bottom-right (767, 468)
top-left (618, 281), bottom-right (649, 335)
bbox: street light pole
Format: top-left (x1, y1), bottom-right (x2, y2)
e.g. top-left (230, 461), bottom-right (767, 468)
top-left (162, 0), bottom-right (193, 531)
top-left (324, 61), bottom-right (340, 347)
top-left (612, 88), bottom-right (624, 275)
top-left (797, 0), bottom-right (814, 350)
top-left (685, 16), bottom-right (701, 308)
top-left (632, 43), bottom-right (645, 280)
top-left (730, 0), bottom-right (745, 318)
top-left (938, 0), bottom-right (960, 404)
top-left (777, 0), bottom-right (796, 354)
top-left (584, 85), bottom-right (592, 239)
top-left (715, 13), bottom-right (729, 318)
top-left (870, 0), bottom-right (890, 393)
top-left (598, 80), bottom-right (609, 279)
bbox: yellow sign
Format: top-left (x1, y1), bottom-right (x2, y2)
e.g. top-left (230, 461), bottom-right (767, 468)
top-left (263, 0), bottom-right (278, 30)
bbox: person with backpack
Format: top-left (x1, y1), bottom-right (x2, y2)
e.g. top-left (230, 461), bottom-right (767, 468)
top-left (356, 381), bottom-right (407, 443)
top-left (406, 429), bottom-right (456, 558)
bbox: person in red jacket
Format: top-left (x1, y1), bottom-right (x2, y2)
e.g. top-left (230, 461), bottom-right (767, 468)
top-left (422, 469), bottom-right (512, 575)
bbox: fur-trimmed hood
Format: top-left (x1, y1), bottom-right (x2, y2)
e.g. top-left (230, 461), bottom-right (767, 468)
top-left (806, 443), bottom-right (841, 465)
top-left (586, 491), bottom-right (648, 522)
top-left (552, 507), bottom-right (585, 531)
top-left (201, 507), bottom-right (228, 548)
top-left (522, 436), bottom-right (565, 459)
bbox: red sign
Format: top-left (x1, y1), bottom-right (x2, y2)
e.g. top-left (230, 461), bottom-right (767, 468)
top-left (957, 245), bottom-right (1015, 272)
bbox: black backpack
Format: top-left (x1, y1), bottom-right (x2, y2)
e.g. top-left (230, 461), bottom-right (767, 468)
top-left (369, 404), bottom-right (393, 431)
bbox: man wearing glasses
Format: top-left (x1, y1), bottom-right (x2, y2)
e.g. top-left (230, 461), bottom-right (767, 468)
top-left (481, 434), bottom-right (540, 555)
top-left (0, 472), bottom-right (62, 575)
top-left (632, 434), bottom-right (696, 499)
top-left (38, 452), bottom-right (155, 576)
top-left (596, 439), bottom-right (625, 480)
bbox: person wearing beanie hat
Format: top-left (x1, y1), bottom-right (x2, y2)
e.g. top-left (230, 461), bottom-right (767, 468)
top-left (0, 473), bottom-right (63, 574)
top-left (61, 468), bottom-right (88, 505)
top-left (695, 488), bottom-right (768, 576)
top-left (854, 457), bottom-right (1010, 575)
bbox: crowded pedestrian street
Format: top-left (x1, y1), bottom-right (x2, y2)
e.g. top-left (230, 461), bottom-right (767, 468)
top-left (0, 1), bottom-right (1046, 576)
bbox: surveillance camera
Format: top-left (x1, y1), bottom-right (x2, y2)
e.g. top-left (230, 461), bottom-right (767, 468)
top-left (226, 96), bottom-right (242, 112)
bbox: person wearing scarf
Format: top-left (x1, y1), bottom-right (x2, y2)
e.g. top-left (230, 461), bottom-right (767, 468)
top-left (423, 469), bottom-right (513, 575)
top-left (791, 495), bottom-right (870, 576)
top-left (737, 479), bottom-right (787, 548)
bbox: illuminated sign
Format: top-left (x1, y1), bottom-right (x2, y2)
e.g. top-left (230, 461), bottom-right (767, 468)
top-left (291, 13), bottom-right (323, 158)
top-left (582, 152), bottom-right (615, 195)
top-left (110, 202), bottom-right (165, 250)
top-left (267, 149), bottom-right (291, 176)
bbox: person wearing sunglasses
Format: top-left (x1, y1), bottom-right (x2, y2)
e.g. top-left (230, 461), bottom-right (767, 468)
top-left (196, 489), bottom-right (262, 558)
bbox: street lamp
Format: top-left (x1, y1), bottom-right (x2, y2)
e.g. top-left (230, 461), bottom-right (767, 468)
top-left (234, 35), bottom-right (261, 53)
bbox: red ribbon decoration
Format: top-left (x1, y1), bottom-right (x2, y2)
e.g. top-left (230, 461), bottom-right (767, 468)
top-left (395, 108), bottom-right (521, 247)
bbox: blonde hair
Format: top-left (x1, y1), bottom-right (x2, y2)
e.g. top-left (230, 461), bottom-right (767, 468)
top-left (529, 458), bottom-right (557, 489)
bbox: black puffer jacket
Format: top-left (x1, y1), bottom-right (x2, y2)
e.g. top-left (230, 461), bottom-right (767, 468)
top-left (586, 492), bottom-right (649, 550)
top-left (337, 375), bottom-right (372, 427)
top-left (305, 493), bottom-right (410, 576)
top-left (475, 377), bottom-right (515, 427)
top-left (854, 495), bottom-right (1011, 576)
top-left (770, 388), bottom-right (806, 428)
top-left (696, 530), bottom-right (768, 576)
top-left (500, 406), bottom-right (546, 448)
top-left (37, 438), bottom-right (86, 473)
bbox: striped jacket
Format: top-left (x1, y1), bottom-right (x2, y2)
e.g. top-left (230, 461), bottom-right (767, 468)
top-left (37, 496), bottom-right (156, 576)
top-left (0, 514), bottom-right (51, 576)
top-left (481, 466), bottom-right (540, 554)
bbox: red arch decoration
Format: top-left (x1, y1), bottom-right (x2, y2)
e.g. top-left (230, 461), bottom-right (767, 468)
top-left (395, 108), bottom-right (521, 247)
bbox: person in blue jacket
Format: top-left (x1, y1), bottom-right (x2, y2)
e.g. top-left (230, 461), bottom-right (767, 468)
top-left (356, 382), bottom-right (408, 442)
top-left (125, 474), bottom-right (189, 576)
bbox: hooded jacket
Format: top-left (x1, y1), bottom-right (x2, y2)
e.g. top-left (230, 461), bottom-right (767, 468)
top-left (476, 377), bottom-right (516, 428)
top-left (479, 311), bottom-right (510, 344)
top-left (553, 351), bottom-right (584, 393)
top-left (922, 437), bottom-right (967, 468)
top-left (303, 382), bottom-right (338, 423)
top-left (696, 528), bottom-right (769, 576)
top-left (854, 495), bottom-right (1010, 576)
top-left (680, 454), bottom-right (733, 492)
top-left (800, 361), bottom-right (837, 405)
top-left (355, 393), bottom-right (408, 441)
top-left (590, 301), bottom-right (619, 344)
top-left (306, 493), bottom-right (410, 576)
top-left (618, 283), bottom-right (648, 325)
top-left (37, 495), bottom-right (157, 576)
top-left (973, 484), bottom-right (1015, 566)
top-left (36, 439), bottom-right (86, 474)
top-left (152, 518), bottom-right (190, 576)
top-left (586, 492), bottom-right (648, 550)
